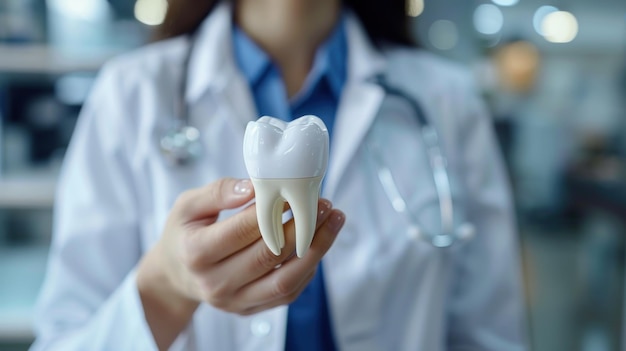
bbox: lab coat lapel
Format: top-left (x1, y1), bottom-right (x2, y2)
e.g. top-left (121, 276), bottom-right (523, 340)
top-left (220, 72), bottom-right (258, 130)
top-left (184, 2), bottom-right (232, 103)
top-left (185, 1), bottom-right (257, 131)
top-left (324, 14), bottom-right (386, 198)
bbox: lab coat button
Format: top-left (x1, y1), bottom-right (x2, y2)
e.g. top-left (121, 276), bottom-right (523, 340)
top-left (250, 318), bottom-right (271, 337)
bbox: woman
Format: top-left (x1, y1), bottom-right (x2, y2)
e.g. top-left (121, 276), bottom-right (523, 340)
top-left (32, 0), bottom-right (527, 350)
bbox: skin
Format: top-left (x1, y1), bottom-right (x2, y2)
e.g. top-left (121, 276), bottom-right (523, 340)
top-left (235, 0), bottom-right (341, 97)
top-left (136, 3), bottom-right (344, 348)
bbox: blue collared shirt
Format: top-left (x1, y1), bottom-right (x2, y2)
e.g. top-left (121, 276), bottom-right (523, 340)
top-left (233, 18), bottom-right (346, 138)
top-left (233, 16), bottom-right (347, 351)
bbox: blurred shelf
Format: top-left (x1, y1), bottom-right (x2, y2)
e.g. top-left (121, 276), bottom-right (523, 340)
top-left (0, 311), bottom-right (34, 341)
top-left (0, 246), bottom-right (49, 342)
top-left (0, 175), bottom-right (56, 209)
top-left (0, 44), bottom-right (120, 74)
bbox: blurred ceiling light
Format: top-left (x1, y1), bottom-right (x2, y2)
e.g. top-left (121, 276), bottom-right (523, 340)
top-left (541, 11), bottom-right (578, 43)
top-left (533, 5), bottom-right (558, 35)
top-left (406, 0), bottom-right (425, 17)
top-left (428, 20), bottom-right (458, 50)
top-left (491, 0), bottom-right (519, 7)
top-left (473, 4), bottom-right (503, 35)
top-left (134, 0), bottom-right (168, 26)
top-left (46, 0), bottom-right (111, 21)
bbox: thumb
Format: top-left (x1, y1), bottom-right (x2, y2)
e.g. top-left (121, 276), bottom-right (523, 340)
top-left (174, 178), bottom-right (254, 221)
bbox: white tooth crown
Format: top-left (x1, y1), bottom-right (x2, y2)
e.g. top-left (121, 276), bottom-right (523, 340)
top-left (243, 115), bottom-right (329, 258)
top-left (243, 115), bottom-right (329, 179)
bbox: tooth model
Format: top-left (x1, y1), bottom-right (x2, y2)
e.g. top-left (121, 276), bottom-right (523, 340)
top-left (243, 115), bottom-right (329, 258)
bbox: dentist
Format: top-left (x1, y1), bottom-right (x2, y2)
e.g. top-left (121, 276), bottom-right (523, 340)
top-left (32, 0), bottom-right (527, 350)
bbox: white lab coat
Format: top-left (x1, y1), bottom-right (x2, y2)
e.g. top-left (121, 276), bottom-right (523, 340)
top-left (31, 3), bottom-right (527, 351)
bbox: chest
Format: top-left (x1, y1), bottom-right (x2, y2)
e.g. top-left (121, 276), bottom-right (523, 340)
top-left (131, 82), bottom-right (460, 348)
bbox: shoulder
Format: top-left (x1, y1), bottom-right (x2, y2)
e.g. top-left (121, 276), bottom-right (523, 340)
top-left (94, 36), bottom-right (188, 95)
top-left (80, 37), bottom-right (189, 148)
top-left (383, 47), bottom-right (478, 95)
top-left (380, 47), bottom-right (490, 142)
top-left (85, 36), bottom-right (189, 115)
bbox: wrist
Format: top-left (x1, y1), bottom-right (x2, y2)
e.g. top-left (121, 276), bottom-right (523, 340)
top-left (137, 244), bottom-right (199, 349)
top-left (137, 244), bottom-right (199, 317)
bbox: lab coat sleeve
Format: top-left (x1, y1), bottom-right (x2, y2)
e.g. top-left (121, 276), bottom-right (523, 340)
top-left (445, 81), bottom-right (528, 350)
top-left (31, 62), bottom-right (161, 351)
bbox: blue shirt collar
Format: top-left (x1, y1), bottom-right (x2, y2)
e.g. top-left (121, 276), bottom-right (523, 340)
top-left (232, 26), bottom-right (269, 87)
top-left (233, 14), bottom-right (347, 100)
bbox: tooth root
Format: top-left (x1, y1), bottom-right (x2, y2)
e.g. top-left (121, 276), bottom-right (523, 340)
top-left (251, 177), bottom-right (324, 258)
top-left (281, 176), bottom-right (324, 258)
top-left (251, 179), bottom-right (284, 256)
top-left (273, 199), bottom-right (285, 249)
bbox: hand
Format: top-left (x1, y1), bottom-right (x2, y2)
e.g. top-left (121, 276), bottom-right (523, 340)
top-left (137, 178), bottom-right (345, 349)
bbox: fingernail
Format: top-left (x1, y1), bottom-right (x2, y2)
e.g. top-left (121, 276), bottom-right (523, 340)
top-left (234, 179), bottom-right (252, 195)
top-left (317, 199), bottom-right (332, 222)
top-left (326, 211), bottom-right (345, 233)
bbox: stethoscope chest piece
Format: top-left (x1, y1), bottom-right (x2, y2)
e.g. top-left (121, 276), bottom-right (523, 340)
top-left (159, 124), bottom-right (202, 166)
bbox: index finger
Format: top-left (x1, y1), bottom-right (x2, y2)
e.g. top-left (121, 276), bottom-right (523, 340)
top-left (189, 199), bottom-right (332, 266)
top-left (173, 178), bottom-right (255, 222)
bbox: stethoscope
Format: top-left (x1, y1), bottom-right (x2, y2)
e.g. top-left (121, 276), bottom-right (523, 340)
top-left (160, 34), bottom-right (474, 248)
top-left (367, 76), bottom-right (475, 247)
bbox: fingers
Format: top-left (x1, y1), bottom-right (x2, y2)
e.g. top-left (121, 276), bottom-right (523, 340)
top-left (173, 177), bottom-right (346, 316)
top-left (182, 204), bottom-right (260, 269)
top-left (173, 178), bottom-right (254, 222)
top-left (187, 199), bottom-right (330, 268)
top-left (233, 209), bottom-right (345, 309)
top-left (207, 200), bottom-right (333, 290)
top-left (238, 269), bottom-right (317, 316)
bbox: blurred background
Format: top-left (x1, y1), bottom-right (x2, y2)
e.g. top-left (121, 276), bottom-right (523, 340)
top-left (0, 0), bottom-right (624, 350)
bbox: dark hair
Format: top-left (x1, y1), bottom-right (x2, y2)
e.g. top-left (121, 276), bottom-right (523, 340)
top-left (154, 0), bottom-right (416, 47)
